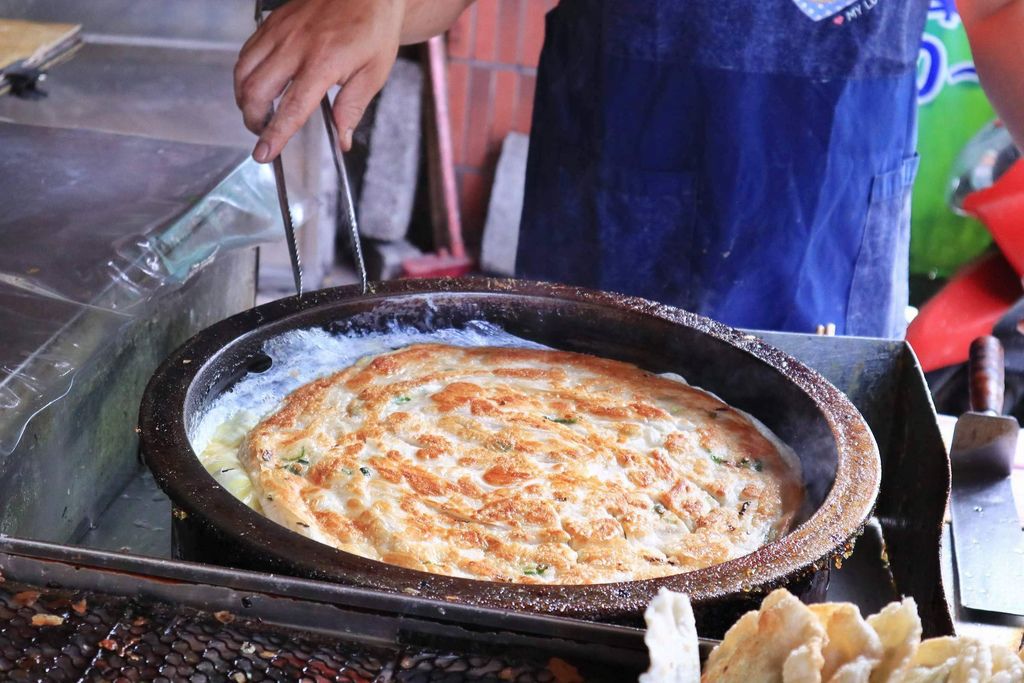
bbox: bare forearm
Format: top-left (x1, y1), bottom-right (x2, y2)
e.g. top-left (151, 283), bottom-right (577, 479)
top-left (960, 0), bottom-right (1024, 147)
top-left (400, 0), bottom-right (476, 45)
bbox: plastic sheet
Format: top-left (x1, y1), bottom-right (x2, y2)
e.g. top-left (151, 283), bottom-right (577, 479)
top-left (0, 122), bottom-right (284, 457)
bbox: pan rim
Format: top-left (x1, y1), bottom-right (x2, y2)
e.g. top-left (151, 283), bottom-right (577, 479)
top-left (139, 277), bottom-right (880, 618)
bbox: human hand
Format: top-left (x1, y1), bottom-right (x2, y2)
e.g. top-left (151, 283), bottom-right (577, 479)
top-left (235, 0), bottom-right (405, 162)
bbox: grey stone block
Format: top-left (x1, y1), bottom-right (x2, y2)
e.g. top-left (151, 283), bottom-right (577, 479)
top-left (480, 132), bottom-right (529, 276)
top-left (358, 58), bottom-right (423, 242)
top-left (364, 238), bottom-right (424, 281)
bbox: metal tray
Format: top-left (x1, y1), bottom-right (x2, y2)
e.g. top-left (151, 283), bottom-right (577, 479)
top-left (91, 330), bottom-right (951, 635)
top-left (0, 536), bottom-right (684, 681)
top-left (0, 328), bottom-right (953, 677)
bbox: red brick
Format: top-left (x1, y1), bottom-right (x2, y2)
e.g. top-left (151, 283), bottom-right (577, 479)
top-left (447, 5), bottom-right (475, 59)
top-left (497, 0), bottom-right (521, 65)
top-left (459, 169), bottom-right (489, 247)
top-left (465, 66), bottom-right (494, 168)
top-left (514, 73), bottom-right (536, 133)
top-left (491, 69), bottom-right (517, 146)
top-left (521, 0), bottom-right (547, 67)
top-left (473, 0), bottom-right (499, 62)
top-left (448, 62), bottom-right (470, 165)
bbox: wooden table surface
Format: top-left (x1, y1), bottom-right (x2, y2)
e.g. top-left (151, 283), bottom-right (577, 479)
top-left (0, 17), bottom-right (79, 71)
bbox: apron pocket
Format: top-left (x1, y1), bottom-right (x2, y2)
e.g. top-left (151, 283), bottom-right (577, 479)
top-left (595, 165), bottom-right (698, 302)
top-left (846, 154), bottom-right (920, 338)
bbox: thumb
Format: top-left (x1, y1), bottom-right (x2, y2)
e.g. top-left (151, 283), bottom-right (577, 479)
top-left (332, 67), bottom-right (385, 151)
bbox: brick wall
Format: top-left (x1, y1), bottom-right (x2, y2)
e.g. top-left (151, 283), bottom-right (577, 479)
top-left (447, 0), bottom-right (555, 249)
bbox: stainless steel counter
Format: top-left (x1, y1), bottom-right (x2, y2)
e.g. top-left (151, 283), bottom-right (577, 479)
top-left (0, 41), bottom-right (258, 148)
top-left (0, 0), bottom-right (254, 44)
top-left (0, 0), bottom-right (341, 293)
top-left (0, 121), bottom-right (262, 543)
top-left (0, 0), bottom-right (344, 547)
top-left (0, 122), bottom-right (249, 308)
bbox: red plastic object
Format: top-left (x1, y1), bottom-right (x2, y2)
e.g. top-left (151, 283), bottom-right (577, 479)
top-left (906, 250), bottom-right (1022, 373)
top-left (401, 248), bottom-right (474, 278)
top-left (963, 161), bottom-right (1024, 276)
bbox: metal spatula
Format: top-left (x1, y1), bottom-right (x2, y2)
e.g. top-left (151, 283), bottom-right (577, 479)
top-left (949, 335), bottom-right (1024, 615)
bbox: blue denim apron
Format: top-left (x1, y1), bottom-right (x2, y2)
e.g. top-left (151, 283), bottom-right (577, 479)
top-left (517, 0), bottom-right (927, 336)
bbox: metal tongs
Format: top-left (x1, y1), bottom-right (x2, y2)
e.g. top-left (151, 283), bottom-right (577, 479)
top-left (253, 0), bottom-right (368, 296)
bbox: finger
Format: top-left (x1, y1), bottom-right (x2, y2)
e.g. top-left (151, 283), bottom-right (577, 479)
top-left (331, 67), bottom-right (386, 151)
top-left (238, 46), bottom-right (302, 134)
top-left (261, 0), bottom-right (301, 29)
top-left (240, 20), bottom-right (267, 55)
top-left (254, 66), bottom-right (337, 162)
top-left (234, 0), bottom-right (303, 105)
top-left (235, 29), bottom-right (278, 107)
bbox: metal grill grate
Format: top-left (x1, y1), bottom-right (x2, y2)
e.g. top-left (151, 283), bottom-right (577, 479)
top-left (0, 582), bottom-right (575, 682)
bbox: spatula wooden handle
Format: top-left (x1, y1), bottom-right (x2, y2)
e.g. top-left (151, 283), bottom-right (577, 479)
top-left (969, 335), bottom-right (1005, 415)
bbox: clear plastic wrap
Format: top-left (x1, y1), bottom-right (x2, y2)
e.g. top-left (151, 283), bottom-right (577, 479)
top-left (0, 134), bottom-right (283, 457)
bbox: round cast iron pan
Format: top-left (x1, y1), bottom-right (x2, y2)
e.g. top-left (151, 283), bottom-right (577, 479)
top-left (139, 278), bottom-right (880, 630)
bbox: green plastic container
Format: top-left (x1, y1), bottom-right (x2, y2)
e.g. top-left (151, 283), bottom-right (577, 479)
top-left (911, 2), bottom-right (995, 279)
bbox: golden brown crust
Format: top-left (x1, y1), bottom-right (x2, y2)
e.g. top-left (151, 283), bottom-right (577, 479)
top-left (240, 344), bottom-right (803, 584)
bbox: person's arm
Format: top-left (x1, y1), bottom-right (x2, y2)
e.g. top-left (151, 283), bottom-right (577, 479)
top-left (401, 0), bottom-right (477, 44)
top-left (235, 0), bottom-right (474, 163)
top-left (958, 0), bottom-right (1024, 148)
